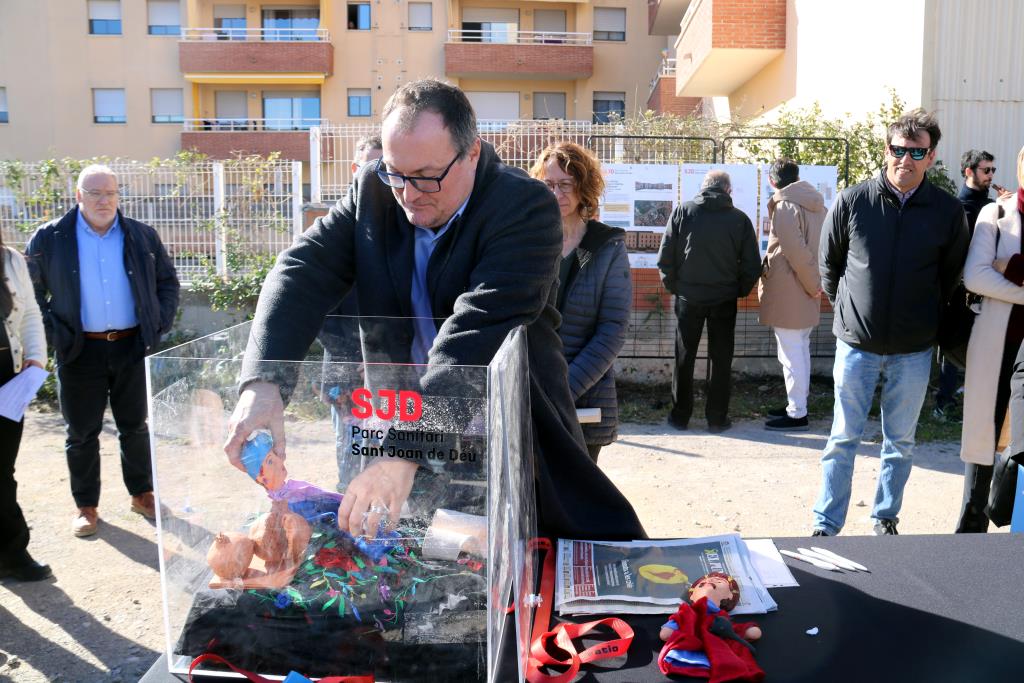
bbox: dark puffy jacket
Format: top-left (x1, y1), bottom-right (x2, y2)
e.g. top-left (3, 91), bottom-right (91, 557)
top-left (657, 189), bottom-right (761, 305)
top-left (25, 207), bottom-right (180, 364)
top-left (820, 172), bottom-right (969, 355)
top-left (559, 221), bottom-right (631, 446)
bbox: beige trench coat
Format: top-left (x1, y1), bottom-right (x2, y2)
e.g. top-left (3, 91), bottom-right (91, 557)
top-left (961, 196), bottom-right (1023, 465)
top-left (757, 180), bottom-right (826, 329)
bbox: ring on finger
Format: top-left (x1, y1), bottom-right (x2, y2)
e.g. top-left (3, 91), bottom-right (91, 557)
top-left (369, 503), bottom-right (388, 514)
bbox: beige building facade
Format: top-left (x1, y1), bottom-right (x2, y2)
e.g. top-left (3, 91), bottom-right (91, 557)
top-left (0, 0), bottom-right (670, 163)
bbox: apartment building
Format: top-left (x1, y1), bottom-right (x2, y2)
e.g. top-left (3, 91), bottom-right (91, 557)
top-left (0, 0), bottom-right (670, 163)
top-left (646, 0), bottom-right (1024, 184)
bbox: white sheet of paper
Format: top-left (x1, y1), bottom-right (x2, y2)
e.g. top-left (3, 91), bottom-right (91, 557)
top-left (0, 365), bottom-right (49, 422)
top-left (747, 538), bottom-right (800, 588)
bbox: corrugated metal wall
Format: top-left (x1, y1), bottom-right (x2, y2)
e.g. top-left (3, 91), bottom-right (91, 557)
top-left (930, 0), bottom-right (1024, 188)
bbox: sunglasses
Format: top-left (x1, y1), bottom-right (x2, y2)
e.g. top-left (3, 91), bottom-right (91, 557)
top-left (976, 166), bottom-right (996, 174)
top-left (888, 144), bottom-right (930, 161)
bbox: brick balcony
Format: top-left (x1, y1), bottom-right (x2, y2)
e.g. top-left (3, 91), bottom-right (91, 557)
top-left (445, 41), bottom-right (593, 80)
top-left (179, 40), bottom-right (333, 76)
top-left (646, 61), bottom-right (701, 116)
top-left (181, 131), bottom-right (310, 161)
top-left (674, 0), bottom-right (785, 97)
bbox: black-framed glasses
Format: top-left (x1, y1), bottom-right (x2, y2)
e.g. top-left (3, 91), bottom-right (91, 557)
top-left (889, 144), bottom-right (930, 161)
top-left (977, 166), bottom-right (997, 174)
top-left (375, 154), bottom-right (460, 194)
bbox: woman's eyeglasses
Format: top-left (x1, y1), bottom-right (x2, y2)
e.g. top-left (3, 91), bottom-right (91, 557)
top-left (543, 179), bottom-right (576, 194)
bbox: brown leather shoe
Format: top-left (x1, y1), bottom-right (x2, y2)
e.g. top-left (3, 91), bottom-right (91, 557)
top-left (130, 492), bottom-right (157, 520)
top-left (73, 507), bottom-right (99, 537)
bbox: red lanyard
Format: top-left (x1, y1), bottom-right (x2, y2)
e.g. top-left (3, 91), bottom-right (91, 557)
top-left (187, 653), bottom-right (374, 683)
top-left (525, 538), bottom-right (635, 683)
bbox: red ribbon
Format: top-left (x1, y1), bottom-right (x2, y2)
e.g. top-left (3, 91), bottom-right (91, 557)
top-left (188, 653), bottom-right (374, 683)
top-left (525, 538), bottom-right (634, 683)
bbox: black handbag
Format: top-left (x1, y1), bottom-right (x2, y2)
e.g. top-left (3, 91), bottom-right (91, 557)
top-left (938, 207), bottom-right (1003, 370)
top-left (985, 448), bottom-right (1022, 527)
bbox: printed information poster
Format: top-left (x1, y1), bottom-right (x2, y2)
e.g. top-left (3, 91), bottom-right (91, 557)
top-left (679, 163), bottom-right (759, 232)
top-left (758, 164), bottom-right (839, 256)
top-left (599, 163), bottom-right (679, 233)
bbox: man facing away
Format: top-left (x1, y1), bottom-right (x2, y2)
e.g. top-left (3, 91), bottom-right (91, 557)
top-left (933, 149), bottom-right (1000, 418)
top-left (812, 110), bottom-right (969, 536)
top-left (757, 159), bottom-right (826, 432)
top-left (224, 79), bottom-right (645, 541)
top-left (657, 170), bottom-right (761, 433)
top-left (26, 165), bottom-right (180, 537)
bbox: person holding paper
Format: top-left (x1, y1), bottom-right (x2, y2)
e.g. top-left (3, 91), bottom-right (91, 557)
top-left (0, 238), bottom-right (51, 582)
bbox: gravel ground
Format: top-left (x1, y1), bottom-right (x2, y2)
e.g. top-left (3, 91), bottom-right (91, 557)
top-left (0, 409), bottom-right (983, 682)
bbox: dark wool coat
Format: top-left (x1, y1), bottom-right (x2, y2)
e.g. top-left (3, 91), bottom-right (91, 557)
top-left (25, 207), bottom-right (180, 364)
top-left (241, 142), bottom-right (646, 541)
top-left (559, 221), bottom-right (631, 446)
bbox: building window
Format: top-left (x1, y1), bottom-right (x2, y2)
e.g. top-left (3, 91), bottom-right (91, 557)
top-left (214, 90), bottom-right (248, 129)
top-left (466, 91), bottom-right (520, 120)
top-left (533, 92), bottom-right (566, 120)
top-left (214, 5), bottom-right (246, 40)
top-left (88, 0), bottom-right (122, 35)
top-left (262, 8), bottom-right (320, 41)
top-left (262, 92), bottom-right (321, 130)
top-left (593, 7), bottom-right (625, 41)
top-left (347, 3), bottom-right (371, 30)
top-left (0, 87), bottom-right (8, 123)
top-left (408, 2), bottom-right (432, 31)
top-left (348, 89), bottom-right (371, 117)
top-left (592, 92), bottom-right (625, 123)
top-left (93, 88), bottom-right (126, 124)
top-left (461, 9), bottom-right (519, 43)
top-left (151, 89), bottom-right (183, 123)
top-left (147, 0), bottom-right (181, 35)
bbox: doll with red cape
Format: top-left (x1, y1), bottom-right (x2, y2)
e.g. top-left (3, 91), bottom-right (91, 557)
top-left (657, 572), bottom-right (764, 683)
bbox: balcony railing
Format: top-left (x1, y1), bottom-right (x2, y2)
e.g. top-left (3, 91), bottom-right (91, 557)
top-left (649, 58), bottom-right (678, 92)
top-left (184, 118), bottom-right (325, 132)
top-left (446, 29), bottom-right (592, 45)
top-left (180, 27), bottom-right (330, 42)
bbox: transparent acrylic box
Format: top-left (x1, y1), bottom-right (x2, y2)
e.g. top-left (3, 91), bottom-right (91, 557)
top-left (146, 317), bottom-right (537, 681)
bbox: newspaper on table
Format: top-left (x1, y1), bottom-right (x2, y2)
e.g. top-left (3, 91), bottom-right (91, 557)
top-left (555, 534), bottom-right (777, 616)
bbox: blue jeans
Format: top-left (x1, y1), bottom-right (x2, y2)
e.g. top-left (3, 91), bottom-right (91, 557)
top-left (812, 340), bottom-right (932, 534)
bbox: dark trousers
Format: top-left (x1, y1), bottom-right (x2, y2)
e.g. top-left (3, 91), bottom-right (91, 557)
top-left (670, 298), bottom-right (737, 426)
top-left (956, 337), bottom-right (1018, 532)
top-left (0, 342), bottom-right (28, 559)
top-left (57, 336), bottom-right (152, 509)
top-left (586, 444), bottom-right (602, 463)
top-left (935, 355), bottom-right (961, 409)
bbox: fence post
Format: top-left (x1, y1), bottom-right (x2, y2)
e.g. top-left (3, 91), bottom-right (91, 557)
top-left (310, 126), bottom-right (322, 204)
top-left (212, 161), bottom-right (227, 277)
top-left (291, 160), bottom-right (303, 237)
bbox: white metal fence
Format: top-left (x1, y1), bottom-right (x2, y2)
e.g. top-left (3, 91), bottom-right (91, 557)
top-left (445, 29), bottom-right (592, 45)
top-left (0, 159), bottom-right (303, 283)
top-left (180, 27), bottom-right (330, 41)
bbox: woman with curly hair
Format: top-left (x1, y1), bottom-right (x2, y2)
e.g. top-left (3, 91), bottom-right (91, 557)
top-left (530, 142), bottom-right (631, 462)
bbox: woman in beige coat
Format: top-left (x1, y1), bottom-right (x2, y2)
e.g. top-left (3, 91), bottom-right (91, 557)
top-left (957, 145), bottom-right (1024, 532)
top-left (758, 160), bottom-right (827, 431)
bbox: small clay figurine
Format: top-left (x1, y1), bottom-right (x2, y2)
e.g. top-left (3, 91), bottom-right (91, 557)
top-left (658, 572), bottom-right (764, 683)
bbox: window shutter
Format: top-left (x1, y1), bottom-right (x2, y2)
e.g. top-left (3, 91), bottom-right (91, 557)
top-left (88, 0), bottom-right (121, 20)
top-left (93, 89), bottom-right (126, 117)
top-left (593, 8), bottom-right (625, 32)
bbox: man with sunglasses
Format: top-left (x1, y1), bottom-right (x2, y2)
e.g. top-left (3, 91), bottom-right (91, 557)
top-left (812, 110), bottom-right (969, 537)
top-left (226, 79), bottom-right (646, 542)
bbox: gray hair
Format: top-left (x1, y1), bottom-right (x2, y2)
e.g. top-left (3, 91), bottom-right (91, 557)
top-left (354, 135), bottom-right (382, 164)
top-left (701, 169), bottom-right (731, 193)
top-left (77, 164), bottom-right (118, 190)
top-left (381, 79), bottom-right (478, 158)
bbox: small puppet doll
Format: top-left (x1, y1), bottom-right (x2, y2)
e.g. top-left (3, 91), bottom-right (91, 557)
top-left (657, 572), bottom-right (765, 683)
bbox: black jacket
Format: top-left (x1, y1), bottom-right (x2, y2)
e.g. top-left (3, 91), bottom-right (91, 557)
top-left (958, 184), bottom-right (993, 232)
top-left (25, 207), bottom-right (180, 364)
top-left (820, 172), bottom-right (969, 355)
top-left (656, 189), bottom-right (761, 305)
top-left (242, 142), bottom-right (646, 540)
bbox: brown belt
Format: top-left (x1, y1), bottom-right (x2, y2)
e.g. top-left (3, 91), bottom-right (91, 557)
top-left (83, 327), bottom-right (138, 341)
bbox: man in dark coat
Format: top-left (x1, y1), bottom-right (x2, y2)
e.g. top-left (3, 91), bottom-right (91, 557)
top-left (224, 79), bottom-right (645, 541)
top-left (26, 164), bottom-right (180, 537)
top-left (656, 170), bottom-right (761, 433)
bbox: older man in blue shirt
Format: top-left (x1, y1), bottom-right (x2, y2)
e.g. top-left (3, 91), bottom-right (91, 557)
top-left (26, 165), bottom-right (179, 537)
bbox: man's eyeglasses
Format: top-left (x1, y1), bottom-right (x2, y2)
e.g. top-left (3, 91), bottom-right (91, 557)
top-left (888, 145), bottom-right (930, 161)
top-left (543, 179), bottom-right (576, 195)
top-left (976, 166), bottom-right (996, 175)
top-left (81, 189), bottom-right (120, 200)
top-left (375, 154), bottom-right (460, 194)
